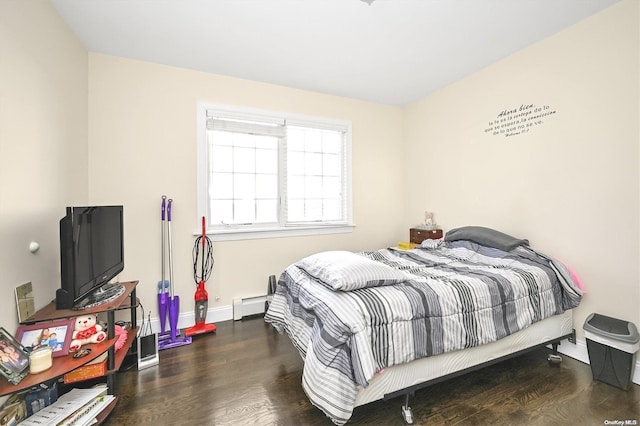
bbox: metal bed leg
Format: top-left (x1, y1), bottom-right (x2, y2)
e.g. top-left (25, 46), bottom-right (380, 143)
top-left (401, 393), bottom-right (414, 424)
top-left (547, 341), bottom-right (563, 366)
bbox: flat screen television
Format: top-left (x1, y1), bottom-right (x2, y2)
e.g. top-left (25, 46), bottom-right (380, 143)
top-left (56, 205), bottom-right (125, 310)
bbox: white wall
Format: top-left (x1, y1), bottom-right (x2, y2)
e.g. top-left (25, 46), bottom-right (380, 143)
top-left (87, 54), bottom-right (405, 321)
top-left (0, 0), bottom-right (88, 329)
top-left (403, 0), bottom-right (639, 340)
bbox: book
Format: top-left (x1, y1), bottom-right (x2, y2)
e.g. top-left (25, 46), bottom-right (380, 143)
top-left (18, 386), bottom-right (111, 426)
top-left (58, 393), bottom-right (114, 426)
top-left (62, 353), bottom-right (108, 384)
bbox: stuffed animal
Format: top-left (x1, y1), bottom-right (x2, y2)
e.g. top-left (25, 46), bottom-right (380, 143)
top-left (113, 324), bottom-right (128, 352)
top-left (69, 314), bottom-right (107, 352)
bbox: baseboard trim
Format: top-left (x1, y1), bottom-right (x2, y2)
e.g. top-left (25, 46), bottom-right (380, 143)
top-left (144, 304), bottom-right (234, 334)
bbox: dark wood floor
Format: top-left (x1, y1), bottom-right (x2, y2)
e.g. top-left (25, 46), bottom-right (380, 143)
top-left (106, 317), bottom-right (640, 425)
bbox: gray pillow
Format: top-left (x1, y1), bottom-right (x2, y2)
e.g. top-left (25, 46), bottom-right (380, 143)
top-left (444, 226), bottom-right (529, 251)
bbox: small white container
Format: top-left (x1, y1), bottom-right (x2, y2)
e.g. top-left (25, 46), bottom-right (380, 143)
top-left (29, 347), bottom-right (53, 374)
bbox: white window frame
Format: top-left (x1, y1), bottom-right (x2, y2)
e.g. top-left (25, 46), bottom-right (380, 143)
top-left (197, 103), bottom-right (354, 241)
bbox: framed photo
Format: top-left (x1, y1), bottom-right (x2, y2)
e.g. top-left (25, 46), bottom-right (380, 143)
top-left (16, 319), bottom-right (75, 358)
top-left (14, 282), bottom-right (35, 323)
top-left (0, 327), bottom-right (30, 384)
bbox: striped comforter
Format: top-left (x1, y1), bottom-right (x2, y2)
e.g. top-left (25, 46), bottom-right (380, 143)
top-left (264, 241), bottom-right (582, 425)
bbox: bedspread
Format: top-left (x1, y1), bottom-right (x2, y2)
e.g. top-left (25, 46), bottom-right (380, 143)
top-left (264, 241), bottom-right (582, 425)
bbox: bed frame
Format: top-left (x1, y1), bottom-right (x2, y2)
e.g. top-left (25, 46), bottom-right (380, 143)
top-left (353, 310), bottom-right (575, 423)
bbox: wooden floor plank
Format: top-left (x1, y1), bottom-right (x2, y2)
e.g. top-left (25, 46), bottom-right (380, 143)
top-left (106, 317), bottom-right (640, 425)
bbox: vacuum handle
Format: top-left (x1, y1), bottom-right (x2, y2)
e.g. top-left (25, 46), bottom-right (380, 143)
top-left (201, 216), bottom-right (206, 278)
top-left (167, 199), bottom-right (173, 222)
top-left (161, 195), bottom-right (167, 221)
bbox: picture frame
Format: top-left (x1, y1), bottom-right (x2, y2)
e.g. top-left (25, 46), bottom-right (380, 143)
top-left (15, 318), bottom-right (75, 358)
top-left (14, 282), bottom-right (35, 324)
top-left (0, 327), bottom-right (30, 385)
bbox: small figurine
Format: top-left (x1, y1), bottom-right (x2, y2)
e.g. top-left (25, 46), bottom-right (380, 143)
top-left (424, 211), bottom-right (436, 229)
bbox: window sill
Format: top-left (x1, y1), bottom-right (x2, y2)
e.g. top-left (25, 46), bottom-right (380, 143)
top-left (200, 224), bottom-right (355, 241)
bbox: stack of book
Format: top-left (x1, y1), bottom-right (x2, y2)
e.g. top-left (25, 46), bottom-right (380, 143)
top-left (18, 385), bottom-right (114, 426)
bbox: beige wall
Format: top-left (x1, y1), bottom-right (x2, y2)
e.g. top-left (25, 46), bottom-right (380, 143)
top-left (2, 0), bottom-right (637, 341)
top-left (404, 0), bottom-right (639, 339)
top-left (0, 0), bottom-right (88, 329)
top-left (87, 54), bottom-right (405, 316)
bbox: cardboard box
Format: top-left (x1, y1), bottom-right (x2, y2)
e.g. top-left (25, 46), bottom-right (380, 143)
top-left (63, 353), bottom-right (108, 384)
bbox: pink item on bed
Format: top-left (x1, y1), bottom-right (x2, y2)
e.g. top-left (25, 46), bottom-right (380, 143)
top-left (564, 263), bottom-right (586, 292)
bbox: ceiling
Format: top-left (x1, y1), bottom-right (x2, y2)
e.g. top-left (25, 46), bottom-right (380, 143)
top-left (50, 0), bottom-right (620, 106)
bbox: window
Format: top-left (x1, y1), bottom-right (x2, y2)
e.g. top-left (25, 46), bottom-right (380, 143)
top-left (197, 104), bottom-right (353, 240)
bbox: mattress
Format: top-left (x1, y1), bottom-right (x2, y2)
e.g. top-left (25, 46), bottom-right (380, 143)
top-left (354, 309), bottom-right (573, 406)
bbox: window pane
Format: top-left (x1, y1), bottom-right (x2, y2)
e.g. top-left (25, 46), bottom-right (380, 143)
top-left (323, 199), bottom-right (341, 221)
top-left (323, 176), bottom-right (341, 198)
top-left (210, 172), bottom-right (233, 199)
top-left (305, 152), bottom-right (322, 176)
top-left (233, 147), bottom-right (254, 173)
top-left (305, 130), bottom-right (322, 152)
top-left (234, 133), bottom-right (255, 148)
top-left (211, 200), bottom-right (232, 225)
top-left (256, 199), bottom-right (277, 223)
top-left (323, 153), bottom-right (340, 176)
top-left (211, 145), bottom-right (232, 173)
top-left (288, 151), bottom-right (304, 175)
top-left (287, 200), bottom-right (304, 222)
top-left (288, 175), bottom-right (304, 198)
top-left (256, 174), bottom-right (277, 198)
top-left (234, 173), bottom-right (255, 199)
top-left (323, 133), bottom-right (342, 153)
top-left (305, 199), bottom-right (322, 221)
top-left (256, 148), bottom-right (277, 174)
top-left (212, 130), bottom-right (233, 146)
top-left (287, 128), bottom-right (304, 151)
top-left (255, 135), bottom-right (278, 149)
top-left (234, 199), bottom-right (255, 223)
top-left (305, 176), bottom-right (322, 196)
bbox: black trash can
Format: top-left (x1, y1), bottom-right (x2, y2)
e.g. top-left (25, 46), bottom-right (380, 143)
top-left (583, 313), bottom-right (639, 390)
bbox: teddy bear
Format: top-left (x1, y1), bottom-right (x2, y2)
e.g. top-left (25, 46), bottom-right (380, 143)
top-left (69, 314), bottom-right (107, 352)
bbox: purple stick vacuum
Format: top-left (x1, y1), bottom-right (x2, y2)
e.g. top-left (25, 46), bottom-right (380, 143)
top-left (158, 196), bottom-right (169, 335)
top-left (158, 197), bottom-right (191, 350)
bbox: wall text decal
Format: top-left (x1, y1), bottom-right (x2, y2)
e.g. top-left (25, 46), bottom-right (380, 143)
top-left (484, 104), bottom-right (557, 137)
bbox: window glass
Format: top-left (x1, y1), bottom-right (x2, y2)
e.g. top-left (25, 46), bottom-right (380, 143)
top-left (199, 105), bottom-right (352, 238)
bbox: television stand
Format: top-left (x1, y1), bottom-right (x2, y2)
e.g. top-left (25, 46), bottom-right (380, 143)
top-left (74, 283), bottom-right (126, 310)
top-left (3, 281), bottom-right (139, 424)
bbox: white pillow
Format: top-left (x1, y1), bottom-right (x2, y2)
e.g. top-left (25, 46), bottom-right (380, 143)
top-left (296, 250), bottom-right (409, 291)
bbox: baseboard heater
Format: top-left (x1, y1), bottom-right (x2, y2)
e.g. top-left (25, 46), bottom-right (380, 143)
top-left (233, 295), bottom-right (267, 320)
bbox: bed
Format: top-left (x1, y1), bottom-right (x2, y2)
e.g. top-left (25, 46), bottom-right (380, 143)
top-left (264, 226), bottom-right (583, 425)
